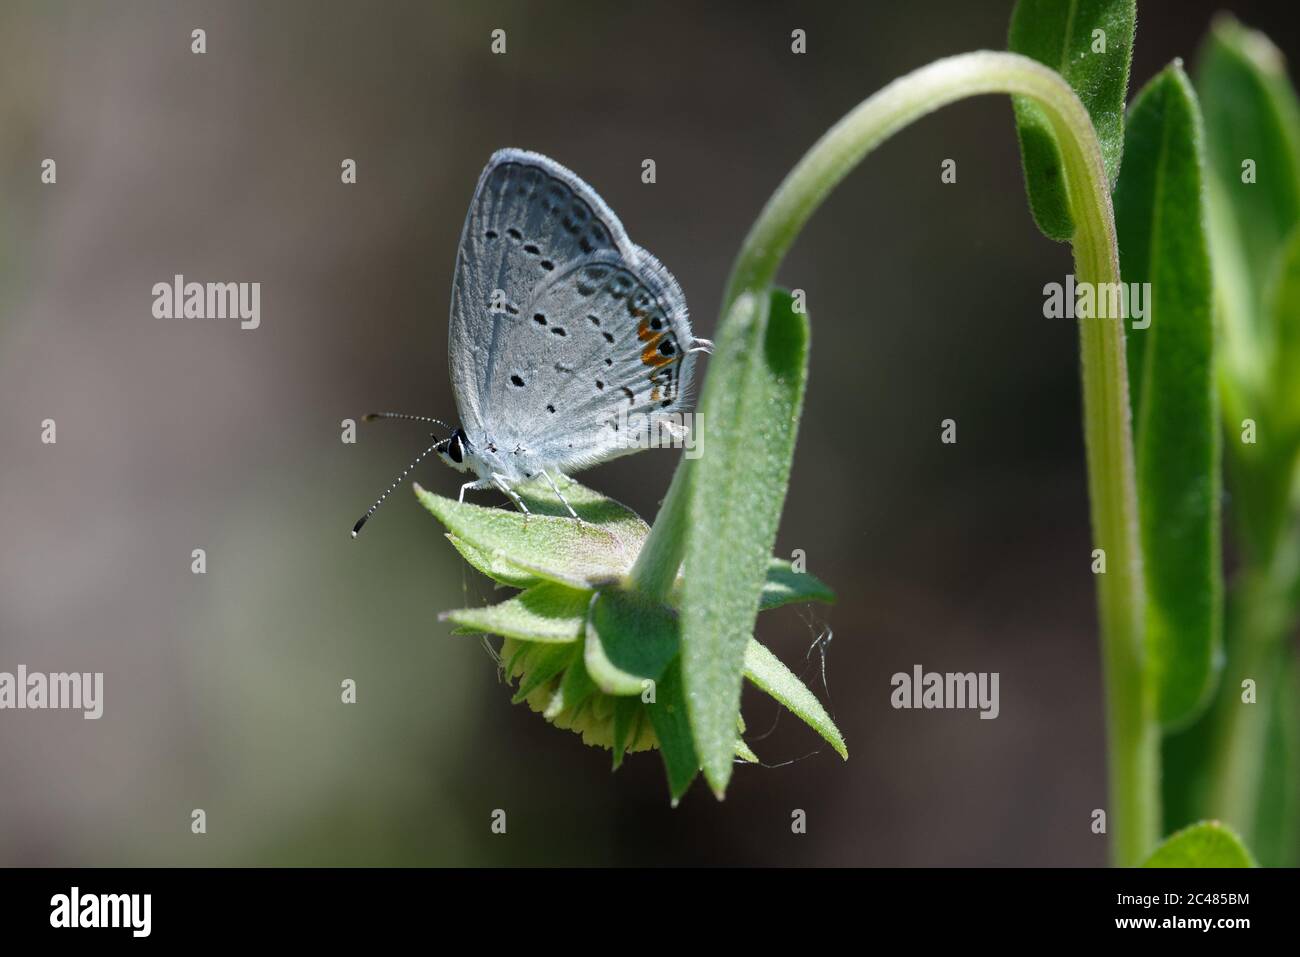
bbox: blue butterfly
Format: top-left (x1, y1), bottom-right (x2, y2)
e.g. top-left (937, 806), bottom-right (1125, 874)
top-left (354, 149), bottom-right (710, 536)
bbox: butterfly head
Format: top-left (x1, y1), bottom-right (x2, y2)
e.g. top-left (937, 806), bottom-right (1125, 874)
top-left (435, 427), bottom-right (474, 475)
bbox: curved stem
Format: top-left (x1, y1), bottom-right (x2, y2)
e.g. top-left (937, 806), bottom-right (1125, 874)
top-left (639, 50), bottom-right (1156, 864)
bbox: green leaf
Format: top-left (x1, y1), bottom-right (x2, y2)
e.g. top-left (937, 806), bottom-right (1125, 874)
top-left (1197, 21), bottom-right (1300, 554)
top-left (1142, 821), bottom-right (1257, 867)
top-left (1266, 229), bottom-right (1300, 449)
top-left (1197, 16), bottom-right (1300, 366)
top-left (679, 289), bottom-right (811, 797)
top-left (744, 638), bottom-right (847, 759)
top-left (1009, 0), bottom-right (1136, 240)
top-left (759, 557), bottom-right (836, 610)
top-left (584, 588), bottom-right (679, 696)
top-left (1222, 227), bottom-right (1300, 562)
top-left (611, 697), bottom-right (640, 770)
top-left (735, 738), bottom-right (760, 764)
top-left (1114, 62), bottom-right (1222, 727)
top-left (666, 555), bottom-right (835, 610)
top-left (446, 535), bottom-right (539, 589)
top-left (442, 581), bottom-right (589, 643)
top-left (1253, 646), bottom-right (1300, 866)
top-left (505, 638), bottom-right (578, 704)
top-left (645, 659), bottom-right (699, 804)
top-left (543, 639), bottom-right (596, 721)
top-left (414, 477), bottom-right (648, 590)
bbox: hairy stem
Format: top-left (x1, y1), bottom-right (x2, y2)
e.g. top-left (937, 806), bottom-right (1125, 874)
top-left (629, 462), bottom-right (693, 599)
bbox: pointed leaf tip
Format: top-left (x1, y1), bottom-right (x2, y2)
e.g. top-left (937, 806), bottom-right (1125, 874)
top-left (1009, 0), bottom-right (1137, 240)
top-left (1142, 821), bottom-right (1256, 867)
top-left (744, 638), bottom-right (847, 759)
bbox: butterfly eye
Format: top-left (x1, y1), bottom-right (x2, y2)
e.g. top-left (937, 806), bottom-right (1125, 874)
top-left (447, 431), bottom-right (465, 464)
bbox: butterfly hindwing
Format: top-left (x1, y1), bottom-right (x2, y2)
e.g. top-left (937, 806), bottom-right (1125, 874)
top-left (502, 254), bottom-right (699, 472)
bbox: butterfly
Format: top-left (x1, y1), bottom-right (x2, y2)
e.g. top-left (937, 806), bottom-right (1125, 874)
top-left (353, 149), bottom-right (711, 536)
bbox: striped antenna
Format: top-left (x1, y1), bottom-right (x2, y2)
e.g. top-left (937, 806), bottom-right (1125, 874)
top-left (362, 411), bottom-right (453, 430)
top-left (351, 438), bottom-right (444, 538)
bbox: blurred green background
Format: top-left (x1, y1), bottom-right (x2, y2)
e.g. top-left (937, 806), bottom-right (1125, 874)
top-left (1, 0), bottom-right (1296, 866)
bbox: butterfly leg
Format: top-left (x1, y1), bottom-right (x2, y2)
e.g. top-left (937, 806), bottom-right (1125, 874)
top-left (458, 478), bottom-right (491, 504)
top-left (540, 469), bottom-right (585, 524)
top-left (491, 473), bottom-right (531, 521)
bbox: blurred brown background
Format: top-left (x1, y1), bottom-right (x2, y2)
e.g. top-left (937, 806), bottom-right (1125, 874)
top-left (1, 0), bottom-right (1296, 866)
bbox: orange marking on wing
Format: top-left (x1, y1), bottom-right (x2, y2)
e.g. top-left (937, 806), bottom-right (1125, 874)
top-left (641, 340), bottom-right (674, 368)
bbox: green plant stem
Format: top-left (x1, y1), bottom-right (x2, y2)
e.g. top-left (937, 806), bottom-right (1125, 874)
top-left (1207, 539), bottom-right (1300, 842)
top-left (639, 50), bottom-right (1156, 864)
top-left (628, 462), bottom-right (693, 599)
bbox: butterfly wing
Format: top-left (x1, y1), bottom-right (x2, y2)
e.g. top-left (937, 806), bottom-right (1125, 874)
top-left (449, 149), bottom-right (638, 441)
top-left (449, 150), bottom-right (707, 474)
top-left (504, 250), bottom-right (703, 474)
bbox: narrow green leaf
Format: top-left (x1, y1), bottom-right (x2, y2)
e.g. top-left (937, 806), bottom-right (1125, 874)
top-left (680, 289), bottom-right (811, 797)
top-left (759, 557), bottom-right (836, 610)
top-left (744, 638), bottom-right (847, 759)
top-left (543, 639), bottom-right (596, 721)
top-left (666, 555), bottom-right (834, 610)
top-left (415, 478), bottom-right (648, 589)
top-left (1197, 16), bottom-right (1300, 350)
top-left (645, 659), bottom-right (699, 804)
top-left (1114, 63), bottom-right (1221, 727)
top-left (584, 589), bottom-right (678, 696)
top-left (511, 472), bottom-right (646, 520)
top-left (446, 534), bottom-right (539, 589)
top-left (1009, 0), bottom-right (1136, 240)
top-left (1142, 821), bottom-right (1257, 867)
top-left (1253, 646), bottom-right (1300, 866)
top-left (1266, 229), bottom-right (1300, 448)
top-left (1197, 20), bottom-right (1300, 539)
top-left (442, 581), bottom-right (589, 643)
top-left (611, 697), bottom-right (639, 770)
top-left (1221, 227), bottom-right (1300, 562)
top-left (735, 738), bottom-right (760, 764)
top-left (504, 638), bottom-right (579, 704)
